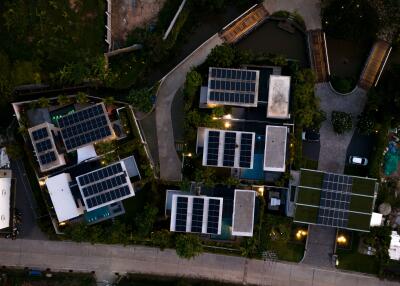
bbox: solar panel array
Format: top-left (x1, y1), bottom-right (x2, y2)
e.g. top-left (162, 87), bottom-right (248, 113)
top-left (77, 162), bottom-right (134, 210)
top-left (29, 125), bottom-right (59, 167)
top-left (58, 104), bottom-right (113, 151)
top-left (172, 196), bottom-right (222, 235)
top-left (207, 199), bottom-right (221, 234)
top-left (203, 129), bottom-right (254, 169)
top-left (207, 67), bottom-right (259, 106)
top-left (175, 197), bottom-right (188, 232)
top-left (191, 198), bottom-right (204, 233)
top-left (317, 173), bottom-right (353, 227)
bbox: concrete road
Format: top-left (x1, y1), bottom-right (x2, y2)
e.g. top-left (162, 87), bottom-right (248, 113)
top-left (0, 238), bottom-right (398, 286)
top-left (155, 34), bottom-right (223, 181)
top-left (12, 160), bottom-right (47, 240)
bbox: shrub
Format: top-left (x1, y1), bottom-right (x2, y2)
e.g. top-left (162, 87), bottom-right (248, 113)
top-left (357, 111), bottom-right (375, 135)
top-left (128, 88), bottom-right (154, 113)
top-left (331, 111), bottom-right (352, 134)
top-left (175, 234), bottom-right (203, 259)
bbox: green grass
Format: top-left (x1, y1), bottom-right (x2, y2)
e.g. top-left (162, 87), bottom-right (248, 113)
top-left (300, 169), bottom-right (324, 188)
top-left (336, 234), bottom-right (378, 275)
top-left (351, 177), bottom-right (377, 196)
top-left (268, 241), bottom-right (305, 262)
top-left (301, 158), bottom-right (318, 170)
top-left (347, 212), bottom-right (372, 231)
top-left (349, 195), bottom-right (374, 213)
top-left (294, 205), bottom-right (319, 223)
top-left (297, 187), bottom-right (321, 206)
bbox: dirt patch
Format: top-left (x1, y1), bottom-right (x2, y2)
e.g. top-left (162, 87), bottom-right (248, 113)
top-left (111, 0), bottom-right (167, 48)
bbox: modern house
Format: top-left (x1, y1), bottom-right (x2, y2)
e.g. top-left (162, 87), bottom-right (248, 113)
top-left (0, 169), bottom-right (12, 231)
top-left (293, 169), bottom-right (378, 232)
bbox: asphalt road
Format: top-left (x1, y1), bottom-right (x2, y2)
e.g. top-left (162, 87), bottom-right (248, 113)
top-left (12, 159), bottom-right (47, 240)
top-left (0, 238), bottom-right (398, 286)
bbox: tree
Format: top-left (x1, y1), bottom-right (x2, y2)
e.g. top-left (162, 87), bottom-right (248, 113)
top-left (64, 222), bottom-right (88, 242)
top-left (151, 230), bottom-right (172, 250)
top-left (183, 70), bottom-right (202, 110)
top-left (175, 234), bottom-right (203, 259)
top-left (102, 96), bottom-right (115, 108)
top-left (331, 111), bottom-right (352, 134)
top-left (95, 141), bottom-right (118, 165)
top-left (37, 97), bottom-right (50, 108)
top-left (75, 92), bottom-right (89, 104)
top-left (195, 167), bottom-right (216, 188)
top-left (206, 44), bottom-right (236, 68)
top-left (57, 94), bottom-right (71, 106)
top-left (357, 111), bottom-right (375, 135)
top-left (4, 144), bottom-right (23, 160)
top-left (128, 88), bottom-right (153, 113)
top-left (292, 69), bottom-right (323, 128)
top-left (135, 204), bottom-right (158, 237)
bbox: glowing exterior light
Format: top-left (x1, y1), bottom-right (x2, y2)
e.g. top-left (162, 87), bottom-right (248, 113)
top-left (296, 229), bottom-right (308, 240)
top-left (224, 122), bottom-right (231, 128)
top-left (337, 235), bottom-right (347, 244)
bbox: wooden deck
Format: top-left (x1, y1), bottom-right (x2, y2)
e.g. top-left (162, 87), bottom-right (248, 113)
top-left (308, 30), bottom-right (329, 83)
top-left (358, 40), bottom-right (391, 90)
top-left (220, 4), bottom-right (269, 44)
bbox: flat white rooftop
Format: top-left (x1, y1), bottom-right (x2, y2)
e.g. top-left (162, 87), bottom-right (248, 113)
top-left (232, 189), bottom-right (256, 237)
top-left (264, 125), bottom-right (288, 172)
top-left (46, 173), bottom-right (83, 223)
top-left (267, 75), bottom-right (291, 119)
top-left (0, 170), bottom-right (12, 230)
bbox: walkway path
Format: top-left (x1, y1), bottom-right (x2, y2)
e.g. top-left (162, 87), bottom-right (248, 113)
top-left (316, 83), bottom-right (367, 173)
top-left (156, 34), bottom-right (223, 181)
top-left (302, 225), bottom-right (336, 268)
top-left (0, 238), bottom-right (398, 286)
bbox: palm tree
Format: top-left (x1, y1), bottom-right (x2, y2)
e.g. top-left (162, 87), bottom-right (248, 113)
top-left (37, 97), bottom-right (50, 108)
top-left (75, 92), bottom-right (89, 104)
top-left (57, 94), bottom-right (71, 106)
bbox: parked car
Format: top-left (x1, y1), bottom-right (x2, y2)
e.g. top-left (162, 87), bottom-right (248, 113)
top-left (302, 129), bottom-right (320, 142)
top-left (349, 156), bottom-right (368, 166)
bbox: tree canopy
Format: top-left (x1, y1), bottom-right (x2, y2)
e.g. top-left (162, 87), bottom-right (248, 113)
top-left (175, 234), bottom-right (203, 259)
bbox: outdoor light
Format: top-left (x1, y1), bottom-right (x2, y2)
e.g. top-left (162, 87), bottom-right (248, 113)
top-left (290, 143), bottom-right (294, 147)
top-left (59, 222), bottom-right (66, 226)
top-left (212, 116), bottom-right (218, 120)
top-left (257, 186), bottom-right (264, 196)
top-left (187, 153), bottom-right (192, 157)
top-left (224, 122), bottom-right (231, 128)
top-left (296, 229), bottom-right (308, 240)
top-left (337, 235), bottom-right (347, 244)
top-left (39, 179), bottom-right (46, 187)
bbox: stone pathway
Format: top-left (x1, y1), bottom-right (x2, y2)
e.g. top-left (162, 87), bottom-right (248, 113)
top-left (0, 238), bottom-right (398, 286)
top-left (316, 83), bottom-right (367, 173)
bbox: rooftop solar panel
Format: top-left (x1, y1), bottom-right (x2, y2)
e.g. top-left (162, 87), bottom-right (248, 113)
top-left (206, 131), bottom-right (220, 166)
top-left (39, 152), bottom-right (56, 165)
top-left (207, 67), bottom-right (259, 107)
top-left (176, 197), bottom-right (188, 232)
top-left (58, 104), bottom-right (113, 151)
top-left (32, 128), bottom-right (49, 141)
top-left (223, 132), bottom-right (236, 167)
top-left (191, 198), bottom-right (204, 233)
top-left (239, 133), bottom-right (253, 168)
top-left (35, 139), bottom-right (52, 153)
top-left (207, 199), bottom-right (220, 234)
top-left (77, 161), bottom-right (134, 211)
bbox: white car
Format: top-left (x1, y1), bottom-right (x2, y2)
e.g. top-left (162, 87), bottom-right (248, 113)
top-left (349, 156), bottom-right (368, 166)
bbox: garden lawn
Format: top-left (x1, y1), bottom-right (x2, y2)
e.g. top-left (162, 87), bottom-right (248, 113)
top-left (297, 187), bottom-right (321, 206)
top-left (294, 205), bottom-right (319, 223)
top-left (268, 241), bottom-right (305, 262)
top-left (351, 177), bottom-right (376, 196)
top-left (349, 195), bottom-right (374, 213)
top-left (336, 233), bottom-right (378, 275)
top-left (299, 169), bottom-right (324, 188)
top-left (347, 212), bottom-right (372, 231)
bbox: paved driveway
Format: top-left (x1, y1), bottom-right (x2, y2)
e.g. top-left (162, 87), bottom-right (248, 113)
top-left (12, 160), bottom-right (47, 240)
top-left (263, 0), bottom-right (321, 30)
top-left (0, 238), bottom-right (398, 286)
top-left (316, 83), bottom-right (367, 173)
top-left (302, 225), bottom-right (336, 268)
top-left (155, 34), bottom-right (223, 181)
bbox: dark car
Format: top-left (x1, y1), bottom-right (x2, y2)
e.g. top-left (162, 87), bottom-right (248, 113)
top-left (302, 129), bottom-right (320, 142)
